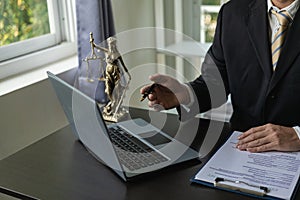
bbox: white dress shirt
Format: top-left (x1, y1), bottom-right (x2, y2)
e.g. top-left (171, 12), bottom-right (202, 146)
top-left (267, 0), bottom-right (300, 139)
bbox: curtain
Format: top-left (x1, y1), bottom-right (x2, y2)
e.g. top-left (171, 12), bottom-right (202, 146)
top-left (75, 0), bottom-right (115, 103)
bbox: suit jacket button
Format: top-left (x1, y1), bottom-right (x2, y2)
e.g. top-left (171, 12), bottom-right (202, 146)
top-left (271, 95), bottom-right (275, 99)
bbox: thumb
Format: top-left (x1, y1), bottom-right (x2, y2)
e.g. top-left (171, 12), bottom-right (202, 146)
top-left (149, 74), bottom-right (169, 85)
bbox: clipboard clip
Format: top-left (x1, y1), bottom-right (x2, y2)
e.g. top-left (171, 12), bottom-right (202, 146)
top-left (214, 177), bottom-right (269, 197)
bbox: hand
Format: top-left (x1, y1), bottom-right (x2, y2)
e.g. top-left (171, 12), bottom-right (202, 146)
top-left (140, 74), bottom-right (190, 111)
top-left (236, 124), bottom-right (300, 152)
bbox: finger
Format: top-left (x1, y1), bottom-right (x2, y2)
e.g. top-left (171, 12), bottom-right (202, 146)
top-left (148, 100), bottom-right (159, 108)
top-left (238, 125), bottom-right (267, 140)
top-left (246, 142), bottom-right (275, 153)
top-left (140, 84), bottom-right (152, 94)
top-left (153, 104), bottom-right (164, 111)
top-left (236, 130), bottom-right (269, 149)
top-left (237, 136), bottom-right (269, 150)
top-left (149, 74), bottom-right (169, 85)
top-left (237, 130), bottom-right (266, 145)
top-left (148, 93), bottom-right (156, 101)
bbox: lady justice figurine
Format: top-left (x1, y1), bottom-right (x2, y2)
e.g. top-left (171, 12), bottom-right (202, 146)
top-left (85, 32), bottom-right (131, 122)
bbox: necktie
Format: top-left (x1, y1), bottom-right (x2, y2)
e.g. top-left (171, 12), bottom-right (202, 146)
top-left (271, 10), bottom-right (292, 71)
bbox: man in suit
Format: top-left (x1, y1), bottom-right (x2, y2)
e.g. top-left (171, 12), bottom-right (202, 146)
top-left (141, 0), bottom-right (300, 152)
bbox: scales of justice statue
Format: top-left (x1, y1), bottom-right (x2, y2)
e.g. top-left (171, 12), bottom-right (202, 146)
top-left (83, 32), bottom-right (131, 122)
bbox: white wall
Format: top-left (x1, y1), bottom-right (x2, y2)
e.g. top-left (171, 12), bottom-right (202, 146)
top-left (111, 0), bottom-right (158, 108)
top-left (0, 79), bottom-right (68, 160)
top-left (112, 0), bottom-right (155, 32)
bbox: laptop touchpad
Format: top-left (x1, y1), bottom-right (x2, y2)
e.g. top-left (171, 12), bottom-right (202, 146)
top-left (139, 131), bottom-right (172, 146)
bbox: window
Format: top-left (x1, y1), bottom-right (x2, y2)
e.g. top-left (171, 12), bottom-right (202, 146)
top-left (0, 0), bottom-right (50, 47)
top-left (154, 0), bottom-right (228, 81)
top-left (201, 0), bottom-right (228, 43)
top-left (0, 0), bottom-right (76, 80)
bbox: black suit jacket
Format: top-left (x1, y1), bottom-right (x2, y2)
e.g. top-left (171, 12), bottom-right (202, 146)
top-left (189, 0), bottom-right (300, 131)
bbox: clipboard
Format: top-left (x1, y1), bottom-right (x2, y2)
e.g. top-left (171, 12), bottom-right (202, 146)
top-left (191, 177), bottom-right (284, 200)
top-left (191, 131), bottom-right (300, 200)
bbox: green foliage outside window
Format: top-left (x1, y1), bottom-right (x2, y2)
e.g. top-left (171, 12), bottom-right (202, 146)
top-left (0, 0), bottom-right (50, 46)
top-left (202, 0), bottom-right (223, 42)
top-left (204, 13), bottom-right (218, 43)
top-left (202, 0), bottom-right (220, 5)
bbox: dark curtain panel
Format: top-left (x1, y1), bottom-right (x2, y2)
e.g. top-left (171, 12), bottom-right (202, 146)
top-left (75, 0), bottom-right (115, 103)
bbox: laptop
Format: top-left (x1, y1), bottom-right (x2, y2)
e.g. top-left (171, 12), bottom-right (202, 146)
top-left (47, 71), bottom-right (200, 181)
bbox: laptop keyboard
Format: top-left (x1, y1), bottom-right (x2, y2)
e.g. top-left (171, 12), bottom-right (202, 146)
top-left (108, 126), bottom-right (169, 171)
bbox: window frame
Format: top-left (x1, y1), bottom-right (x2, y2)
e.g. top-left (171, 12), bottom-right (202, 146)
top-left (0, 0), bottom-right (77, 80)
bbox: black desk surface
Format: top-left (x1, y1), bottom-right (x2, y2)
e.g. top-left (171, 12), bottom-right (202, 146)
top-left (0, 107), bottom-right (299, 200)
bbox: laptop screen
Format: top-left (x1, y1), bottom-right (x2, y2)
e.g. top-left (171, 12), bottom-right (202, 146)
top-left (47, 72), bottom-right (126, 180)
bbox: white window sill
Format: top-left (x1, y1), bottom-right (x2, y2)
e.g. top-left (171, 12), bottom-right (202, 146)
top-left (0, 55), bottom-right (78, 96)
top-left (157, 41), bottom-right (211, 58)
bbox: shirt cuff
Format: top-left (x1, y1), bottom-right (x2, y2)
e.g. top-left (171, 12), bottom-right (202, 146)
top-left (179, 84), bottom-right (194, 113)
top-left (293, 126), bottom-right (300, 140)
top-left (184, 83), bottom-right (194, 107)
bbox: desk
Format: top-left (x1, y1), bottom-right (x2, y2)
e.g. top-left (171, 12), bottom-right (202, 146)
top-left (0, 108), bottom-right (299, 200)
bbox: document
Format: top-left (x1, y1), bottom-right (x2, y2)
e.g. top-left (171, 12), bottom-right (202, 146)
top-left (192, 131), bottom-right (300, 200)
